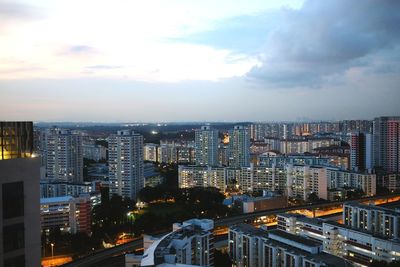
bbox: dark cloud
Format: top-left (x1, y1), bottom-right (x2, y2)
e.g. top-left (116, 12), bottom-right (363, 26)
top-left (247, 0), bottom-right (400, 87)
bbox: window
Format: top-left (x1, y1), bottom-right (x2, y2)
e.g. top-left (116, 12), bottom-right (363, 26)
top-left (2, 182), bottom-right (24, 219)
top-left (3, 223), bottom-right (25, 253)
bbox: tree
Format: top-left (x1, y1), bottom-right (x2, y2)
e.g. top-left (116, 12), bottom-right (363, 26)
top-left (214, 250), bottom-right (232, 267)
top-left (308, 192), bottom-right (320, 203)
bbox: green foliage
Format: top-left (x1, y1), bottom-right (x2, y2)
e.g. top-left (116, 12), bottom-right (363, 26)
top-left (346, 189), bottom-right (364, 200)
top-left (92, 194), bottom-right (134, 241)
top-left (134, 186), bottom-right (230, 235)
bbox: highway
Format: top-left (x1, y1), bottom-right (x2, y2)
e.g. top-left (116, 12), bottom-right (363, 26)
top-left (61, 193), bottom-right (400, 267)
top-left (61, 238), bottom-right (142, 267)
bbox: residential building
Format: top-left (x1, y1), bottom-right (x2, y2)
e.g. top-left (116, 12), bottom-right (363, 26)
top-left (195, 126), bottom-right (219, 166)
top-left (343, 202), bottom-right (400, 239)
top-left (178, 165), bottom-right (226, 190)
top-left (229, 224), bottom-right (351, 267)
top-left (144, 143), bottom-right (158, 162)
top-left (0, 121), bottom-right (41, 267)
top-left (82, 143), bottom-right (107, 161)
top-left (228, 125), bottom-right (250, 167)
top-left (373, 116), bottom-right (400, 173)
top-left (350, 132), bottom-right (373, 172)
top-left (326, 168), bottom-right (376, 197)
top-left (40, 195), bottom-right (92, 234)
top-left (108, 130), bottom-right (144, 200)
top-left (278, 210), bottom-right (400, 267)
top-left (45, 128), bottom-right (83, 183)
top-left (40, 180), bottom-right (95, 198)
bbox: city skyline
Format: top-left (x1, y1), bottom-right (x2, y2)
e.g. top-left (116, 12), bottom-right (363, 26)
top-left (1, 0), bottom-right (400, 121)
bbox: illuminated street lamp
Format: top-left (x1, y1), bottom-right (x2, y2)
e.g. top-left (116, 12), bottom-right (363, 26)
top-left (51, 243), bottom-right (55, 261)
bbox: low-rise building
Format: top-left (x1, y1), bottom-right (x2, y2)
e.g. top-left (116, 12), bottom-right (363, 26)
top-left (229, 224), bottom-right (351, 267)
top-left (126, 219), bottom-right (214, 267)
top-left (278, 209), bottom-right (400, 266)
top-left (343, 202), bottom-right (400, 239)
top-left (40, 195), bottom-right (92, 234)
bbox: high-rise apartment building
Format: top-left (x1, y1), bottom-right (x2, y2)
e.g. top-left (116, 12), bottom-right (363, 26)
top-left (373, 116), bottom-right (400, 173)
top-left (0, 121), bottom-right (41, 267)
top-left (195, 126), bottom-right (219, 166)
top-left (228, 125), bottom-right (250, 167)
top-left (45, 128), bottom-right (83, 182)
top-left (350, 132), bottom-right (373, 172)
top-left (108, 130), bottom-right (144, 200)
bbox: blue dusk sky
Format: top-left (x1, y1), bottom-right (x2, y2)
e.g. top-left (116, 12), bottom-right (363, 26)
top-left (0, 0), bottom-right (399, 122)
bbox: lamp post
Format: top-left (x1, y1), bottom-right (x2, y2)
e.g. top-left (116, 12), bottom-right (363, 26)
top-left (51, 243), bottom-right (54, 262)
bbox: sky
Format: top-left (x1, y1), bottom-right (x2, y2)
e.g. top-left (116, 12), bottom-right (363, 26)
top-left (0, 0), bottom-right (399, 122)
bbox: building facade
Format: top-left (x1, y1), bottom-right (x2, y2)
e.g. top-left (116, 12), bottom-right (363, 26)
top-left (373, 116), bottom-right (400, 173)
top-left (229, 224), bottom-right (351, 267)
top-left (108, 130), bottom-right (144, 200)
top-left (195, 126), bottom-right (219, 166)
top-left (40, 195), bottom-right (92, 234)
top-left (0, 121), bottom-right (41, 267)
top-left (228, 126), bottom-right (250, 167)
top-left (45, 128), bottom-right (83, 183)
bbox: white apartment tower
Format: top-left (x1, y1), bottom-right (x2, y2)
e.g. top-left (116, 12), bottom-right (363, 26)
top-left (195, 126), bottom-right (219, 166)
top-left (45, 128), bottom-right (83, 183)
top-left (228, 125), bottom-right (250, 167)
top-left (108, 130), bottom-right (144, 200)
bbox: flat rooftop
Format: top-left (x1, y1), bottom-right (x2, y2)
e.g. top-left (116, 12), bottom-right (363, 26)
top-left (269, 229), bottom-right (322, 247)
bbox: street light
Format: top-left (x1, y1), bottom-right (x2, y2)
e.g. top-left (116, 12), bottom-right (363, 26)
top-left (51, 243), bottom-right (54, 261)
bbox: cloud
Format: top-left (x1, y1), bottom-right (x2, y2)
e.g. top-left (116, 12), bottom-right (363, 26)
top-left (182, 0), bottom-right (400, 88)
top-left (66, 45), bottom-right (96, 54)
top-left (0, 2), bottom-right (41, 19)
top-left (86, 65), bottom-right (124, 70)
top-left (248, 0), bottom-right (400, 87)
top-left (0, 2), bottom-right (43, 32)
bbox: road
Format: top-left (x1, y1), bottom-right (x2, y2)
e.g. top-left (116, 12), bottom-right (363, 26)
top-left (61, 238), bottom-right (142, 267)
top-left (61, 193), bottom-right (400, 267)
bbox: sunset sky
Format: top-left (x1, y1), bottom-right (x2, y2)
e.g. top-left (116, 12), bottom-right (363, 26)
top-left (1, 0), bottom-right (399, 122)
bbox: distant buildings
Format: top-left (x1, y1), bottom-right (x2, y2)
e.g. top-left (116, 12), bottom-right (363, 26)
top-left (143, 141), bottom-right (195, 164)
top-left (179, 164), bottom-right (376, 201)
top-left (108, 130), bottom-right (144, 200)
top-left (0, 121), bottom-right (41, 267)
top-left (45, 128), bottom-right (83, 183)
top-left (373, 116), bottom-right (400, 173)
top-left (228, 125), bottom-right (250, 167)
top-left (195, 126), bottom-right (219, 166)
top-left (82, 143), bottom-right (107, 161)
top-left (126, 219), bottom-right (214, 267)
top-left (178, 165), bottom-right (226, 190)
